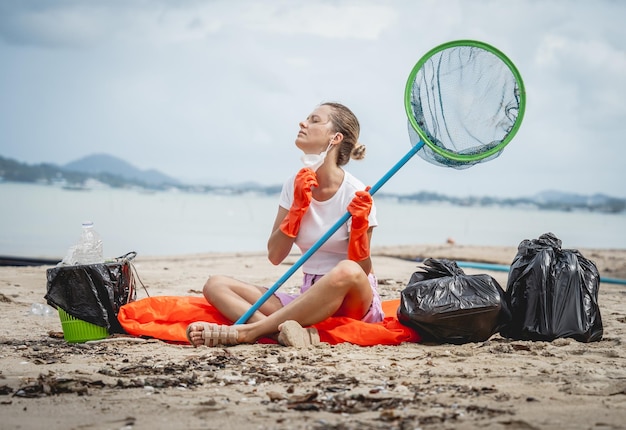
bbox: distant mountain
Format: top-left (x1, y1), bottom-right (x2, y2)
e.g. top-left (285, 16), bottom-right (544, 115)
top-left (531, 190), bottom-right (618, 206)
top-left (387, 189), bottom-right (625, 213)
top-left (64, 154), bottom-right (179, 186)
top-left (1, 154), bottom-right (624, 213)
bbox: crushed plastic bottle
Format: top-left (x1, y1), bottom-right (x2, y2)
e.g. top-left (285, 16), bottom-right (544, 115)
top-left (73, 221), bottom-right (104, 265)
top-left (30, 303), bottom-right (56, 316)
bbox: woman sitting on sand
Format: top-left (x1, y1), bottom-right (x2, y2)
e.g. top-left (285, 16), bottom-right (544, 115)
top-left (186, 102), bottom-right (383, 347)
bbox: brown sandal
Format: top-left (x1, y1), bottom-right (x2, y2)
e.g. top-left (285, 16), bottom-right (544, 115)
top-left (186, 322), bottom-right (239, 347)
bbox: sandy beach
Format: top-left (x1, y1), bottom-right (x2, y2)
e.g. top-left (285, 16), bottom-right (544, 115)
top-left (1, 244), bottom-right (625, 429)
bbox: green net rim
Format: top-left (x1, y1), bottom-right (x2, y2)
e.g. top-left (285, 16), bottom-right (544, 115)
top-left (403, 39), bottom-right (526, 162)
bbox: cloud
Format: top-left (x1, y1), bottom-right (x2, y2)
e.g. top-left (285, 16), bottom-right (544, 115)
top-left (0, 0), bottom-right (396, 50)
top-left (244, 2), bottom-right (397, 40)
top-left (0, 0), bottom-right (625, 199)
top-left (0, 1), bottom-right (224, 48)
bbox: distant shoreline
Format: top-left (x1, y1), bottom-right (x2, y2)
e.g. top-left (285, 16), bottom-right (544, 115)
top-left (1, 179), bottom-right (625, 214)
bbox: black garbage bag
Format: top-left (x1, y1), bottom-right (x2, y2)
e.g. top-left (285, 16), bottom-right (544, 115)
top-left (500, 232), bottom-right (603, 342)
top-left (44, 252), bottom-right (138, 334)
top-left (397, 258), bottom-right (511, 344)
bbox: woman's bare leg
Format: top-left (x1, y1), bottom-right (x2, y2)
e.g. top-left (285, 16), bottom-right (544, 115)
top-left (238, 260), bottom-right (373, 342)
top-left (202, 275), bottom-right (283, 323)
top-left (187, 275), bottom-right (283, 347)
top-left (188, 260), bottom-right (373, 346)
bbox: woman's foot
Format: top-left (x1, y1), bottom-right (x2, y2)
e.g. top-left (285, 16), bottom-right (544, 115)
top-left (277, 320), bottom-right (321, 347)
top-left (186, 322), bottom-right (240, 347)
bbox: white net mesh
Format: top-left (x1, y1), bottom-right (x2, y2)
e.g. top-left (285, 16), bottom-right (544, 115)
top-left (407, 44), bottom-right (523, 169)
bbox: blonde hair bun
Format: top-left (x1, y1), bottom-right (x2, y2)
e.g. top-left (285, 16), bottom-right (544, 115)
top-left (350, 142), bottom-right (366, 160)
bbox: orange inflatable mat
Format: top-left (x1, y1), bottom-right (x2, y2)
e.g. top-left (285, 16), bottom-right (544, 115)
top-left (117, 296), bottom-right (421, 346)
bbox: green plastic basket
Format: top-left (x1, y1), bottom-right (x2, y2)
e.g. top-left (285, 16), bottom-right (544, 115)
top-left (58, 308), bottom-right (108, 343)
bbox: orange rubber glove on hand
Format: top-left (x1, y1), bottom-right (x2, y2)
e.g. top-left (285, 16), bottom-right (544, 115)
top-left (347, 186), bottom-right (373, 261)
top-left (279, 168), bottom-right (319, 238)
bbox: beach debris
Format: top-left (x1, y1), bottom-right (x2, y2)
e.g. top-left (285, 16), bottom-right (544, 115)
top-left (266, 391), bottom-right (285, 401)
top-left (0, 336), bottom-right (525, 429)
top-left (13, 372), bottom-right (105, 397)
top-left (47, 331), bottom-right (64, 339)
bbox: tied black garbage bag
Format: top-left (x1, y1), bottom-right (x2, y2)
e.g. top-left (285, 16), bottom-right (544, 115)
top-left (397, 258), bottom-right (511, 344)
top-left (44, 252), bottom-right (138, 334)
top-left (500, 232), bottom-right (603, 342)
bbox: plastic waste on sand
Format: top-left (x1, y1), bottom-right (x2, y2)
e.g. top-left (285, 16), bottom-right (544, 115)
top-left (31, 303), bottom-right (56, 316)
top-left (61, 221), bottom-right (104, 266)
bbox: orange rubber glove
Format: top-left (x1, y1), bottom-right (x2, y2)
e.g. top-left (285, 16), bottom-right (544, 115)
top-left (279, 168), bottom-right (319, 238)
top-left (347, 186), bottom-right (373, 261)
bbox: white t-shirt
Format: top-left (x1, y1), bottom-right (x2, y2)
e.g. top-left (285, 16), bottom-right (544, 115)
top-left (279, 169), bottom-right (378, 275)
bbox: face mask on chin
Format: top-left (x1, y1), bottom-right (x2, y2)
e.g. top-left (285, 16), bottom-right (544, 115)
top-left (300, 133), bottom-right (338, 172)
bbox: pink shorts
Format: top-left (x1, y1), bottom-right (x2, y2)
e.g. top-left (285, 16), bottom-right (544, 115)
top-left (273, 273), bottom-right (385, 323)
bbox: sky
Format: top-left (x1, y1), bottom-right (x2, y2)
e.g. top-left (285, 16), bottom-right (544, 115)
top-left (1, 0), bottom-right (625, 198)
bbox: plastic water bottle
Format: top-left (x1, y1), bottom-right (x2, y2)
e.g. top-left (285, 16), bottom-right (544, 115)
top-left (30, 303), bottom-right (56, 316)
top-left (74, 221), bottom-right (104, 265)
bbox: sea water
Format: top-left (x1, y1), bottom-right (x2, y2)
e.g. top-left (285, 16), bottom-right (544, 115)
top-left (1, 182), bottom-right (624, 259)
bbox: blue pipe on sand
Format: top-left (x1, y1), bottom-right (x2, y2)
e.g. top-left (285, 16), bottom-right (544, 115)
top-left (455, 261), bottom-right (626, 285)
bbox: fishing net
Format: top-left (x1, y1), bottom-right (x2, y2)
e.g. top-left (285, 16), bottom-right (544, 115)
top-left (405, 40), bottom-right (525, 169)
